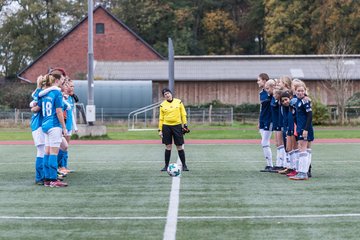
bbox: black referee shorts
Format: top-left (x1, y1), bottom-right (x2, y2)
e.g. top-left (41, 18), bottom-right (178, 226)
top-left (162, 124), bottom-right (184, 146)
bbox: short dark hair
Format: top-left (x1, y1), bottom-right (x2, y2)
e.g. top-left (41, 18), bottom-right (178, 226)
top-left (281, 91), bottom-right (291, 99)
top-left (258, 73), bottom-right (269, 81)
top-left (49, 67), bottom-right (66, 78)
top-left (162, 87), bottom-right (172, 96)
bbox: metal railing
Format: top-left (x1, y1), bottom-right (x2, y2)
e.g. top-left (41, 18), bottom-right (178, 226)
top-left (127, 101), bottom-right (162, 130)
top-left (4, 106), bottom-right (360, 127)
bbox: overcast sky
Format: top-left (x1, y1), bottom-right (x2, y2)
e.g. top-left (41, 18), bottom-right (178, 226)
top-left (0, 1), bottom-right (19, 25)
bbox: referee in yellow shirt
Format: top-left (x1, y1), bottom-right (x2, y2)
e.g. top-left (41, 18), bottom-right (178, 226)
top-left (158, 88), bottom-right (190, 172)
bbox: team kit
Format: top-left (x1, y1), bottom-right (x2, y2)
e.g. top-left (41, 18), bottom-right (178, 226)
top-left (29, 69), bottom-right (313, 187)
top-left (257, 73), bottom-right (314, 180)
top-left (30, 68), bottom-right (77, 187)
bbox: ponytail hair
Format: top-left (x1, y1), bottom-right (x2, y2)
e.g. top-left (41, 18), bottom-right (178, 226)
top-left (43, 74), bottom-right (56, 87)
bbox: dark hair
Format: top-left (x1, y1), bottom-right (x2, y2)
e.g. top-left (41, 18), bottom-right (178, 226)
top-left (49, 67), bottom-right (66, 78)
top-left (162, 87), bottom-right (172, 96)
top-left (258, 73), bottom-right (269, 81)
top-left (281, 91), bottom-right (291, 99)
top-left (49, 70), bottom-right (63, 80)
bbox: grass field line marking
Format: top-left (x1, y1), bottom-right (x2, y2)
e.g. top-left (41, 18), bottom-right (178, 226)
top-left (2, 213), bottom-right (360, 221)
top-left (0, 216), bottom-right (166, 220)
top-left (163, 156), bottom-right (181, 240)
top-left (177, 213), bottom-right (360, 220)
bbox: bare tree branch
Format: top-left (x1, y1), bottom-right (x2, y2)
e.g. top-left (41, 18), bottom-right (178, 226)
top-left (322, 39), bottom-right (353, 125)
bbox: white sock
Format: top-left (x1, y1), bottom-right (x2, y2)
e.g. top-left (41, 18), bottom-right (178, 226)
top-left (276, 145), bottom-right (285, 167)
top-left (289, 151), bottom-right (296, 169)
top-left (263, 145), bottom-right (273, 167)
top-left (285, 152), bottom-right (290, 168)
top-left (260, 129), bottom-right (273, 167)
top-left (307, 148), bottom-right (312, 170)
top-left (279, 145), bottom-right (285, 167)
top-left (294, 149), bottom-right (300, 171)
top-left (298, 151), bottom-right (309, 173)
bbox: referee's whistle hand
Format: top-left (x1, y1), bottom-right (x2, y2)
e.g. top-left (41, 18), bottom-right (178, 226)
top-left (158, 131), bottom-right (163, 138)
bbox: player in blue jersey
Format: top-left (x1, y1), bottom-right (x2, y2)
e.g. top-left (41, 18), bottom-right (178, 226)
top-left (286, 79), bottom-right (307, 177)
top-left (58, 78), bottom-right (78, 175)
top-left (289, 83), bottom-right (314, 180)
top-left (30, 75), bottom-right (46, 185)
top-left (270, 83), bottom-right (286, 171)
top-left (278, 91), bottom-right (297, 175)
top-left (257, 73), bottom-right (274, 172)
top-left (33, 72), bottom-right (68, 187)
top-left (277, 76), bottom-right (294, 173)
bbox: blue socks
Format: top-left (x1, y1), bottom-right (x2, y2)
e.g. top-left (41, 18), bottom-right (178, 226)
top-left (35, 157), bottom-right (44, 182)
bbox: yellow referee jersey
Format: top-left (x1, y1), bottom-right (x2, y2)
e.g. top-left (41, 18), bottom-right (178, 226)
top-left (158, 98), bottom-right (187, 130)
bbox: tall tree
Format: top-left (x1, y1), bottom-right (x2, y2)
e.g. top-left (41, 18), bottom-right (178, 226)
top-left (109, 0), bottom-right (176, 56)
top-left (0, 0), bottom-right (84, 78)
top-left (311, 0), bottom-right (360, 54)
top-left (201, 9), bottom-right (239, 54)
top-left (242, 0), bottom-right (265, 54)
top-left (264, 0), bottom-right (313, 54)
top-left (322, 40), bottom-right (354, 125)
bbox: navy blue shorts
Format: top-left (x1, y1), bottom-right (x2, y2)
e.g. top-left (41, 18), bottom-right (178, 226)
top-left (297, 128), bottom-right (314, 141)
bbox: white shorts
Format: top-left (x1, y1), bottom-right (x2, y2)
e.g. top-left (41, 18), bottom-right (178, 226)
top-left (44, 127), bottom-right (63, 147)
top-left (32, 127), bottom-right (45, 146)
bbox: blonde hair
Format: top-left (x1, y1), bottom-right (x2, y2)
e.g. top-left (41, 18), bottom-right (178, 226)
top-left (279, 76), bottom-right (292, 89)
top-left (265, 79), bottom-right (276, 88)
top-left (292, 78), bottom-right (305, 90)
top-left (43, 74), bottom-right (56, 87)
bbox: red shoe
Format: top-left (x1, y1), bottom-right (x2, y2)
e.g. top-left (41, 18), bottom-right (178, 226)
top-left (50, 180), bottom-right (68, 188)
top-left (44, 181), bottom-right (51, 187)
top-left (289, 172), bottom-right (309, 180)
top-left (59, 167), bottom-right (71, 174)
top-left (286, 170), bottom-right (297, 177)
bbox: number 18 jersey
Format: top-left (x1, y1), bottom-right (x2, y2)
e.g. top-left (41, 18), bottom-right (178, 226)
top-left (38, 89), bottom-right (63, 133)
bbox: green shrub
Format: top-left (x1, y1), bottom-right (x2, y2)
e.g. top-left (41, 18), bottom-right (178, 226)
top-left (347, 92), bottom-right (360, 107)
top-left (234, 103), bottom-right (259, 114)
top-left (187, 100), bottom-right (259, 114)
top-left (312, 97), bottom-right (330, 125)
top-left (0, 80), bottom-right (35, 109)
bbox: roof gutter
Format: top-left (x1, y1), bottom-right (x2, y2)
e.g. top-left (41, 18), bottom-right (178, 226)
top-left (16, 74), bottom-right (32, 83)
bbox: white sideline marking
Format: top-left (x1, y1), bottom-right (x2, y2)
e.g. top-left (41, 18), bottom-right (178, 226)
top-left (163, 157), bottom-right (181, 240)
top-left (0, 216), bottom-right (165, 220)
top-left (2, 213), bottom-right (360, 221)
top-left (177, 213), bottom-right (360, 219)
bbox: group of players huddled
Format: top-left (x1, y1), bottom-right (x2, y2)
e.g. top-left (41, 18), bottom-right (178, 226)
top-left (257, 73), bottom-right (314, 180)
top-left (30, 68), bottom-right (78, 187)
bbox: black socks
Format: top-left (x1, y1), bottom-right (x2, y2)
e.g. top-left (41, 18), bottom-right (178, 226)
top-left (165, 149), bottom-right (171, 166)
top-left (178, 149), bottom-right (186, 165)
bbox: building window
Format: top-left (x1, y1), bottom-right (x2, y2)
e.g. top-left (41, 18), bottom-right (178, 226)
top-left (96, 23), bottom-right (105, 34)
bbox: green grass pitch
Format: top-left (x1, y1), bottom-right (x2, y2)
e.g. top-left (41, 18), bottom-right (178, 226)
top-left (1, 143), bottom-right (360, 239)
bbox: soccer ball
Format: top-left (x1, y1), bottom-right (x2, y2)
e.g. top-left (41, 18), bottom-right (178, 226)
top-left (167, 163), bottom-right (181, 177)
